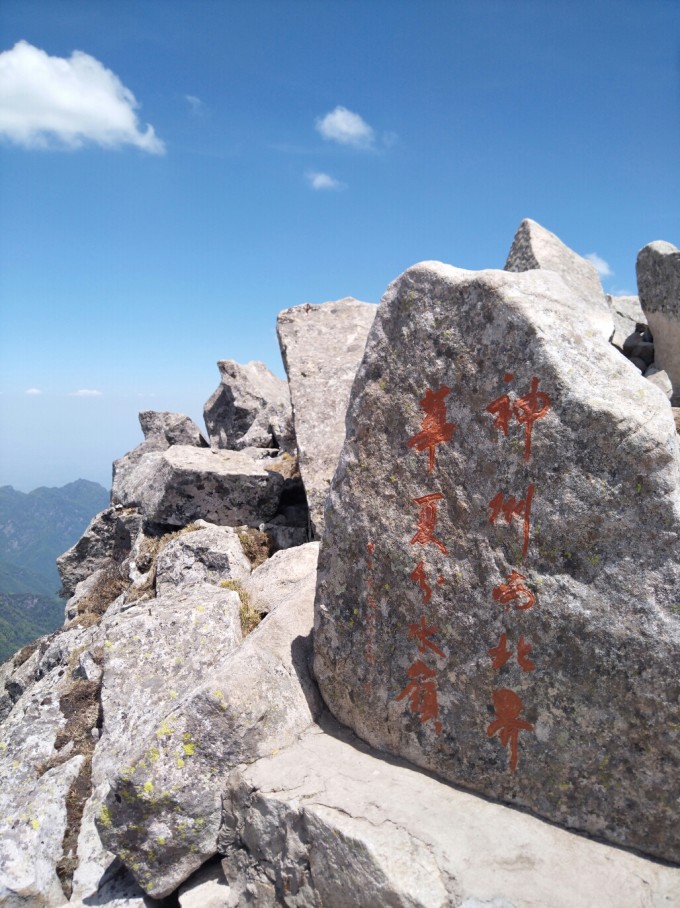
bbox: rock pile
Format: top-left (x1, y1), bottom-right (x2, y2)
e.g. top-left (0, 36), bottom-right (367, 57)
top-left (0, 223), bottom-right (678, 907)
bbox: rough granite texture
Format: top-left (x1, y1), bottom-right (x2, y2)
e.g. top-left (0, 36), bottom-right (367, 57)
top-left (219, 718), bottom-right (680, 908)
top-left (314, 261), bottom-right (680, 864)
top-left (203, 360), bottom-right (294, 452)
top-left (277, 297), bottom-right (377, 538)
top-left (154, 521), bottom-right (251, 596)
top-left (637, 240), bottom-right (680, 402)
top-left (505, 218), bottom-right (614, 341)
top-left (99, 543), bottom-right (322, 898)
top-left (110, 445), bottom-right (285, 527)
top-left (57, 507), bottom-right (142, 599)
top-left (607, 293), bottom-right (646, 350)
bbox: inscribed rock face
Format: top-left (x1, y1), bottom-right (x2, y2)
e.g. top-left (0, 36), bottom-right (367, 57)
top-left (313, 261), bottom-right (680, 863)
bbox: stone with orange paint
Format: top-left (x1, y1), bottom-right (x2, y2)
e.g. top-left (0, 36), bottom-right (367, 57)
top-left (313, 260), bottom-right (680, 865)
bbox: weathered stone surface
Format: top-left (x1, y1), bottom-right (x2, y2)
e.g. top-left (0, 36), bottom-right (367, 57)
top-left (637, 240), bottom-right (680, 402)
top-left (645, 365), bottom-right (673, 400)
top-left (178, 858), bottom-right (229, 907)
top-left (155, 521), bottom-right (251, 596)
top-left (112, 412), bottom-right (208, 506)
top-left (110, 445), bottom-right (285, 527)
top-left (204, 360), bottom-right (294, 452)
top-left (314, 261), bottom-right (680, 863)
top-left (99, 543), bottom-right (321, 898)
top-left (70, 581), bottom-right (243, 904)
top-left (505, 218), bottom-right (614, 341)
top-left (244, 540), bottom-right (319, 614)
top-left (57, 507), bottom-right (142, 599)
top-left (277, 297), bottom-right (377, 538)
top-left (607, 293), bottom-right (646, 350)
top-left (220, 718), bottom-right (680, 908)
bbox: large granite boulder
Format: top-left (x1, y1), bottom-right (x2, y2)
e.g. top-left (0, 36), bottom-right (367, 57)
top-left (637, 240), bottom-right (680, 404)
top-left (505, 218), bottom-right (614, 341)
top-left (314, 261), bottom-right (680, 863)
top-left (155, 521), bottom-right (251, 595)
top-left (57, 507), bottom-right (142, 599)
top-left (219, 718), bottom-right (680, 908)
top-left (99, 542), bottom-right (322, 897)
top-left (112, 412), bottom-right (208, 506)
top-left (203, 360), bottom-right (294, 452)
top-left (111, 446), bottom-right (284, 527)
top-left (277, 297), bottom-right (377, 537)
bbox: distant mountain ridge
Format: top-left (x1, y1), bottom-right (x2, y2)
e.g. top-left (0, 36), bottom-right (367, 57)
top-left (0, 479), bottom-right (109, 660)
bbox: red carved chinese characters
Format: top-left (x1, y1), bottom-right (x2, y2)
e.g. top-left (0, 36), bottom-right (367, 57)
top-left (486, 376), bottom-right (551, 462)
top-left (486, 689), bottom-right (534, 773)
top-left (397, 660), bottom-right (443, 735)
top-left (410, 560), bottom-right (432, 604)
top-left (407, 387), bottom-right (456, 472)
top-left (488, 632), bottom-right (535, 672)
top-left (488, 484), bottom-right (535, 559)
top-left (408, 616), bottom-right (445, 658)
top-left (492, 570), bottom-right (535, 611)
top-left (411, 493), bottom-right (448, 554)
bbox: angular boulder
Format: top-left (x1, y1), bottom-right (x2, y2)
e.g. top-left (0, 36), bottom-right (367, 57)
top-left (155, 521), bottom-right (251, 596)
top-left (277, 297), bottom-right (377, 537)
top-left (112, 411), bottom-right (208, 506)
top-left (637, 240), bottom-right (680, 403)
top-left (314, 261), bottom-right (680, 863)
top-left (99, 542), bottom-right (322, 897)
top-left (110, 446), bottom-right (284, 527)
top-left (203, 360), bottom-right (293, 452)
top-left (505, 218), bottom-right (614, 341)
top-left (607, 293), bottom-right (646, 351)
top-left (57, 506), bottom-right (142, 599)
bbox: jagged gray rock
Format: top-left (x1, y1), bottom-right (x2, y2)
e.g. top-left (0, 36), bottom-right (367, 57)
top-left (637, 240), bottom-right (680, 403)
top-left (607, 293), bottom-right (645, 350)
top-left (203, 360), bottom-right (294, 452)
top-left (277, 297), bottom-right (377, 538)
top-left (314, 261), bottom-right (680, 863)
top-left (112, 412), bottom-right (208, 506)
top-left (57, 507), bottom-right (142, 599)
top-left (505, 218), bottom-right (614, 341)
top-left (155, 521), bottom-right (251, 596)
top-left (99, 542), bottom-right (321, 898)
top-left (219, 718), bottom-right (680, 908)
top-left (110, 446), bottom-right (285, 527)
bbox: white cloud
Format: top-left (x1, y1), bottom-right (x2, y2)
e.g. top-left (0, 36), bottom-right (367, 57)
top-left (306, 171), bottom-right (344, 190)
top-left (184, 94), bottom-right (205, 114)
top-left (24, 388), bottom-right (42, 395)
top-left (316, 106), bottom-right (374, 149)
top-left (69, 389), bottom-right (103, 397)
top-left (585, 253), bottom-right (613, 278)
top-left (0, 40), bottom-right (164, 153)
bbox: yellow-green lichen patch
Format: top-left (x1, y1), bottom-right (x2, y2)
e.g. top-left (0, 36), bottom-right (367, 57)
top-left (98, 805), bottom-right (112, 827)
top-left (176, 758), bottom-right (185, 769)
top-left (143, 781), bottom-right (154, 796)
top-left (155, 718), bottom-right (175, 739)
top-left (182, 743), bottom-right (196, 756)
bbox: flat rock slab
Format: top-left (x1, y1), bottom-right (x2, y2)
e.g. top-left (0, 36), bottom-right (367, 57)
top-left (155, 521), bottom-right (251, 596)
top-left (277, 297), bottom-right (377, 537)
top-left (111, 445), bottom-right (284, 527)
top-left (221, 719), bottom-right (680, 908)
top-left (314, 261), bottom-right (680, 863)
top-left (637, 240), bottom-right (680, 401)
top-left (505, 218), bottom-right (614, 341)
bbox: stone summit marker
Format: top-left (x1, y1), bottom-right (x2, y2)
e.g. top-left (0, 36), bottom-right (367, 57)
top-left (314, 260), bottom-right (680, 864)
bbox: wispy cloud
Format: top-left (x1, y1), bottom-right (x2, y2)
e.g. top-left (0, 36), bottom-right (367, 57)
top-left (585, 253), bottom-right (613, 278)
top-left (69, 389), bottom-right (103, 397)
top-left (24, 388), bottom-right (42, 396)
top-left (184, 94), bottom-right (205, 115)
top-left (306, 171), bottom-right (345, 190)
top-left (316, 106), bottom-right (375, 149)
top-left (0, 40), bottom-right (164, 153)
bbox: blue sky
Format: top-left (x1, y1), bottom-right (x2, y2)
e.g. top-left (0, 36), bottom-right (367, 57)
top-left (0, 0), bottom-right (678, 492)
